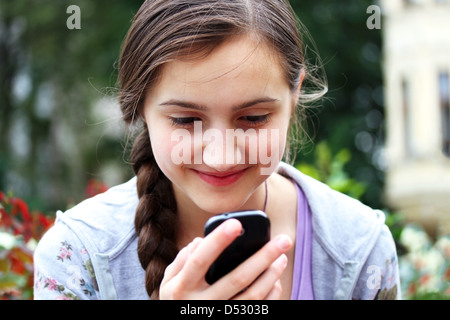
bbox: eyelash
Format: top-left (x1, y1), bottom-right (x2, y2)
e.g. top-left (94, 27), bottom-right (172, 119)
top-left (169, 117), bottom-right (201, 129)
top-left (239, 114), bottom-right (271, 127)
top-left (169, 114), bottom-right (271, 129)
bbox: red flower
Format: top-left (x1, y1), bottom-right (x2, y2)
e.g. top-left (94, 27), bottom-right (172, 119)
top-left (0, 192), bottom-right (54, 243)
top-left (37, 213), bottom-right (53, 230)
top-left (0, 207), bottom-right (13, 229)
top-left (10, 198), bottom-right (30, 222)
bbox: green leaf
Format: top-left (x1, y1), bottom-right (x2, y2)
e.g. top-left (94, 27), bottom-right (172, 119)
top-left (0, 273), bottom-right (27, 289)
top-left (296, 163), bottom-right (321, 181)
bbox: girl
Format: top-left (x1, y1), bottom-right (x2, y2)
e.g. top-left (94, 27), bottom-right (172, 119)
top-left (34, 0), bottom-right (400, 300)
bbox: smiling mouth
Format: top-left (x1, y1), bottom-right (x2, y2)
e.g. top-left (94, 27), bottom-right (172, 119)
top-left (192, 168), bottom-right (248, 186)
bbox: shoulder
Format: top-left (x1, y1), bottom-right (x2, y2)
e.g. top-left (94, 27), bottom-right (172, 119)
top-left (51, 177), bottom-right (139, 256)
top-left (353, 224), bottom-right (401, 299)
top-left (277, 162), bottom-right (400, 299)
top-left (34, 220), bottom-right (100, 299)
top-left (277, 162), bottom-right (387, 262)
top-left (34, 177), bottom-right (142, 299)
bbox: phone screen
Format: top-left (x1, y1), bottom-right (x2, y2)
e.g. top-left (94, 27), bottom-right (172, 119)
top-left (203, 210), bottom-right (270, 284)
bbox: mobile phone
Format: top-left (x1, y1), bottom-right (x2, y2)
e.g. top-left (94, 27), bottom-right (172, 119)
top-left (203, 210), bottom-right (271, 285)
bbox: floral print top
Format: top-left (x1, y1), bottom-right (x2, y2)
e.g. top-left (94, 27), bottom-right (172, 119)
top-left (34, 229), bottom-right (99, 299)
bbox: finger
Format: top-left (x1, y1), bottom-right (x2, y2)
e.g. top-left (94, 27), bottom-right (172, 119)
top-left (264, 280), bottom-right (283, 300)
top-left (188, 237), bottom-right (203, 254)
top-left (209, 234), bottom-right (292, 299)
top-left (162, 237), bottom-right (203, 284)
top-left (233, 254), bottom-right (287, 300)
top-left (161, 247), bottom-right (189, 286)
top-left (178, 219), bottom-right (242, 285)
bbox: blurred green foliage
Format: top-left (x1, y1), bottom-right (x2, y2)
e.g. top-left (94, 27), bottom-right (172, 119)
top-left (292, 0), bottom-right (385, 209)
top-left (296, 141), bottom-right (367, 200)
top-left (0, 0), bottom-right (141, 212)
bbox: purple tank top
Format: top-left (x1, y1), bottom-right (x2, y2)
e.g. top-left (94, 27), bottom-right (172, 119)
top-left (289, 182), bottom-right (314, 300)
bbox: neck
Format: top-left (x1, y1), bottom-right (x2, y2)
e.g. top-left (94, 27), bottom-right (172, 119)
top-left (173, 181), bottom-right (268, 249)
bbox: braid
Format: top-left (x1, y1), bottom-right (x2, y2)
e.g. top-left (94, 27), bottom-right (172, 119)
top-left (131, 127), bottom-right (178, 299)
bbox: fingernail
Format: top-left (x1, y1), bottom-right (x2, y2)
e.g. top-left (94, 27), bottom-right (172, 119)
top-left (279, 254), bottom-right (288, 268)
top-left (276, 235), bottom-right (292, 251)
top-left (224, 219), bottom-right (241, 236)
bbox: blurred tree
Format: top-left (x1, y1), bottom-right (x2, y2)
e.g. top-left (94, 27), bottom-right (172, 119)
top-left (1, 0), bottom-right (385, 213)
top-left (0, 0), bottom-right (141, 212)
top-left (291, 0), bottom-right (385, 209)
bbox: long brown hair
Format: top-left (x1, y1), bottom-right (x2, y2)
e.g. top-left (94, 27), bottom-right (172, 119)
top-left (118, 0), bottom-right (326, 298)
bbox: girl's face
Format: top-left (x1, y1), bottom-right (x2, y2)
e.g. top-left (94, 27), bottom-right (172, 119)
top-left (143, 35), bottom-right (298, 215)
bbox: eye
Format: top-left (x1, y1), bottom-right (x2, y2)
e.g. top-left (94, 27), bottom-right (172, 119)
top-left (169, 117), bottom-right (201, 128)
top-left (239, 114), bottom-right (271, 126)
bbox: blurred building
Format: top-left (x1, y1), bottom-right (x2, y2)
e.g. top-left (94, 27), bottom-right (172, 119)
top-left (381, 0), bottom-right (450, 237)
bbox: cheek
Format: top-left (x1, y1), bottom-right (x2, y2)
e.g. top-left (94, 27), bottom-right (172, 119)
top-left (250, 128), bottom-right (286, 175)
top-left (273, 113), bottom-right (291, 158)
top-left (257, 129), bottom-right (286, 158)
top-left (148, 124), bottom-right (178, 170)
top-left (275, 129), bottom-right (288, 160)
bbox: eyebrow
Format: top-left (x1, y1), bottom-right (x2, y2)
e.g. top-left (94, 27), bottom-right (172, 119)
top-left (159, 97), bottom-right (280, 111)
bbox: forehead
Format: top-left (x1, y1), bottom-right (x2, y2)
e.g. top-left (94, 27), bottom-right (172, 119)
top-left (155, 35), bottom-right (288, 96)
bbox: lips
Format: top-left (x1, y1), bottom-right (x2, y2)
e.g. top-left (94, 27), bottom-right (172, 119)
top-left (193, 168), bottom-right (248, 186)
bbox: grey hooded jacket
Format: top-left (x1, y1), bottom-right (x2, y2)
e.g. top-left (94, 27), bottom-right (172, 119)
top-left (34, 162), bottom-right (401, 300)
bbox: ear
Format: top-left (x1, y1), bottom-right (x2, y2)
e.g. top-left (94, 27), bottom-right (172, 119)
top-left (295, 70), bottom-right (305, 101)
top-left (291, 70), bottom-right (305, 114)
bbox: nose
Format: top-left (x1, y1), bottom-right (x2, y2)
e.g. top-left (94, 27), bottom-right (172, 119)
top-left (202, 128), bottom-right (244, 171)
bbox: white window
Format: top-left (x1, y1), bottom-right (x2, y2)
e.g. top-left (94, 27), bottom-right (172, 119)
top-left (402, 79), bottom-right (414, 156)
top-left (439, 72), bottom-right (450, 156)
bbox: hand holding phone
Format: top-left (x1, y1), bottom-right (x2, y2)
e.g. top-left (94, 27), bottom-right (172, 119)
top-left (204, 210), bottom-right (270, 284)
top-left (159, 211), bottom-right (291, 300)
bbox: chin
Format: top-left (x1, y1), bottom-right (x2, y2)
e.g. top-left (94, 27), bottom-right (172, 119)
top-left (196, 198), bottom-right (246, 215)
